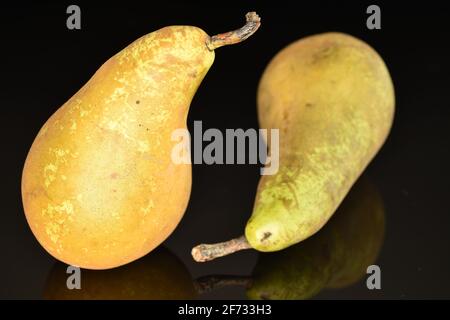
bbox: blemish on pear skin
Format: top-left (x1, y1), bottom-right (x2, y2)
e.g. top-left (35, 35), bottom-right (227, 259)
top-left (261, 232), bottom-right (272, 242)
top-left (110, 172), bottom-right (119, 179)
top-left (137, 141), bottom-right (150, 153)
top-left (45, 222), bottom-right (60, 243)
top-left (157, 39), bottom-right (173, 48)
top-left (164, 53), bottom-right (182, 65)
top-left (140, 199), bottom-right (155, 216)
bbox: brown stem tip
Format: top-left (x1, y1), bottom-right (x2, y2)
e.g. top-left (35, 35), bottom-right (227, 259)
top-left (207, 12), bottom-right (261, 50)
top-left (191, 235), bottom-right (252, 262)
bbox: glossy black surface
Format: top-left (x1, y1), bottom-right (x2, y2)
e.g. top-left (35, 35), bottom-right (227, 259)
top-left (1, 1), bottom-right (449, 299)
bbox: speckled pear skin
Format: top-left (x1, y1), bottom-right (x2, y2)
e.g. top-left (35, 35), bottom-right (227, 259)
top-left (22, 26), bottom-right (214, 269)
top-left (43, 247), bottom-right (196, 300)
top-left (246, 33), bottom-right (394, 252)
top-left (246, 176), bottom-right (385, 300)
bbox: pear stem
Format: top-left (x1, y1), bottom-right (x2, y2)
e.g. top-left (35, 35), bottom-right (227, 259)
top-left (206, 12), bottom-right (261, 50)
top-left (191, 235), bottom-right (251, 262)
top-left (194, 275), bottom-right (253, 295)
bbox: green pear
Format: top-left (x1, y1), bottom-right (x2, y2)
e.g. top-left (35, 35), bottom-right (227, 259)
top-left (192, 33), bottom-right (393, 262)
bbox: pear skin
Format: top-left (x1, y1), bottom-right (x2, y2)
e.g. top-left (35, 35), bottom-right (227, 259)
top-left (245, 33), bottom-right (394, 252)
top-left (43, 247), bottom-right (196, 300)
top-left (246, 176), bottom-right (385, 300)
top-left (22, 13), bottom-right (260, 269)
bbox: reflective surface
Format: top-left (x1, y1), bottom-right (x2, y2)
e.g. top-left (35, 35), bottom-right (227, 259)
top-left (1, 2), bottom-right (450, 299)
top-left (42, 176), bottom-right (384, 300)
top-left (43, 247), bottom-right (197, 300)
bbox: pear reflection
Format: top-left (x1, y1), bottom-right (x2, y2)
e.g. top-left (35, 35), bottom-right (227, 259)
top-left (43, 247), bottom-right (196, 300)
top-left (246, 175), bottom-right (385, 299)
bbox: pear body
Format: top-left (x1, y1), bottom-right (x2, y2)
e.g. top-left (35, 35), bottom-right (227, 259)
top-left (22, 26), bottom-right (214, 269)
top-left (246, 33), bottom-right (394, 251)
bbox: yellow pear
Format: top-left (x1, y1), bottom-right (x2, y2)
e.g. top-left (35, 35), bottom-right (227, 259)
top-left (22, 13), bottom-right (260, 269)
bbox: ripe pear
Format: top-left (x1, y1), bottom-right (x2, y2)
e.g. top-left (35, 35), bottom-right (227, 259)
top-left (22, 13), bottom-right (261, 269)
top-left (192, 32), bottom-right (394, 262)
top-left (194, 176), bottom-right (384, 299)
top-left (43, 247), bottom-right (196, 300)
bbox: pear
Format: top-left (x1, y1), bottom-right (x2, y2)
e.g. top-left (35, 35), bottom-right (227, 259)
top-left (43, 247), bottom-right (196, 300)
top-left (192, 33), bottom-right (393, 261)
top-left (22, 13), bottom-right (261, 269)
top-left (194, 176), bottom-right (385, 299)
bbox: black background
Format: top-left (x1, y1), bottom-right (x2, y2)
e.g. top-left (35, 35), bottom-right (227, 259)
top-left (1, 1), bottom-right (449, 299)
